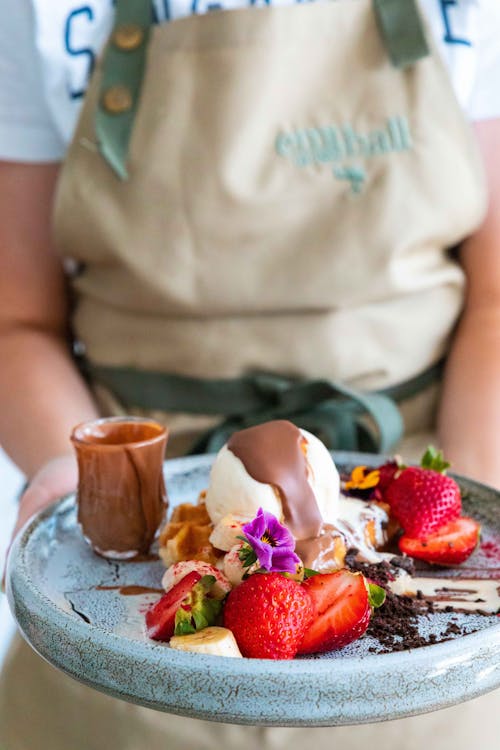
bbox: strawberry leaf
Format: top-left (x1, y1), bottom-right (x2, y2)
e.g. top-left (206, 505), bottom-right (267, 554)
top-left (192, 609), bottom-right (209, 631)
top-left (173, 575), bottom-right (223, 636)
top-left (174, 607), bottom-right (196, 635)
top-left (198, 575), bottom-right (217, 591)
top-left (367, 583), bottom-right (386, 609)
top-left (238, 542), bottom-right (258, 569)
top-left (303, 567), bottom-right (321, 579)
top-left (420, 446), bottom-right (451, 474)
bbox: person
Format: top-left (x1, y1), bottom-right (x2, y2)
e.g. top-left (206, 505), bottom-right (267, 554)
top-left (0, 0), bottom-right (499, 748)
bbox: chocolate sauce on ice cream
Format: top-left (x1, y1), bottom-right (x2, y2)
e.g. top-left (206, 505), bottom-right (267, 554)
top-left (295, 526), bottom-right (346, 570)
top-left (227, 420), bottom-right (323, 540)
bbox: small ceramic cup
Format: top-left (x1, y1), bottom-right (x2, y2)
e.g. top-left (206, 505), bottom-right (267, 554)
top-left (71, 416), bottom-right (168, 559)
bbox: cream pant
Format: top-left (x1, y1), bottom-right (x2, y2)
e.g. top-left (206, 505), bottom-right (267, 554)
top-left (0, 634), bottom-right (498, 750)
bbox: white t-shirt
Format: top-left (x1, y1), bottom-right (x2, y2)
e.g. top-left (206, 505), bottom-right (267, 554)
top-left (1, 0), bottom-right (500, 162)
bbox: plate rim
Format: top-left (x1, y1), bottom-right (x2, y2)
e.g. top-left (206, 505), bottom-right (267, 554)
top-left (6, 451), bottom-right (500, 725)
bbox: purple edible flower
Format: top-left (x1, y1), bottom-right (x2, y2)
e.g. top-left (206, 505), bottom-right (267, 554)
top-left (241, 508), bottom-right (300, 574)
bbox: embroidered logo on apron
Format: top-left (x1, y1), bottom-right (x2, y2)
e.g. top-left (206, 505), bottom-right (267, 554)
top-left (275, 116), bottom-right (412, 193)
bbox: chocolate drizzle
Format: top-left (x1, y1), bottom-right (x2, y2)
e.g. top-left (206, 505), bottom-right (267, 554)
top-left (295, 525), bottom-right (344, 569)
top-left (96, 585), bottom-right (163, 596)
top-left (227, 421), bottom-right (322, 540)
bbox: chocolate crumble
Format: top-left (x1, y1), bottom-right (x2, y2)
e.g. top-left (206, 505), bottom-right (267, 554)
top-left (344, 549), bottom-right (396, 585)
top-left (343, 549), bottom-right (495, 653)
top-left (344, 550), bottom-right (437, 651)
top-left (367, 589), bottom-right (433, 652)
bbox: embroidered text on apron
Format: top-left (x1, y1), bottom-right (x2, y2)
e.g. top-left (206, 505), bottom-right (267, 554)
top-left (53, 0), bottom-right (486, 452)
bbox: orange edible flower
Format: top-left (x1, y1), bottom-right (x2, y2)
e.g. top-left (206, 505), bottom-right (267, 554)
top-left (344, 465), bottom-right (380, 491)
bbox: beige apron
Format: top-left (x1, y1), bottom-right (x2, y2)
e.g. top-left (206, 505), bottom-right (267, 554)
top-left (2, 1), bottom-right (498, 747)
top-left (51, 0), bottom-right (486, 452)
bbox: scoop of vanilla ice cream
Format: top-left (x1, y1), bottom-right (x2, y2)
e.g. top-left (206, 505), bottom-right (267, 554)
top-left (301, 428), bottom-right (340, 525)
top-left (204, 427), bottom-right (340, 532)
top-left (204, 444), bottom-right (282, 524)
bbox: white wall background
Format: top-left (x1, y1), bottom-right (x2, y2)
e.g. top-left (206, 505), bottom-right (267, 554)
top-left (0, 447), bottom-right (24, 667)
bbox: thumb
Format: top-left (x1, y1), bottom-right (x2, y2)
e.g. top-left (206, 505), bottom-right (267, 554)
top-left (2, 454), bottom-right (78, 591)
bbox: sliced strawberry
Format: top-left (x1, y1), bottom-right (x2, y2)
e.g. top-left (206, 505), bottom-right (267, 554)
top-left (161, 561), bottom-right (231, 599)
top-left (297, 570), bottom-right (371, 655)
top-left (145, 570), bottom-right (202, 641)
top-left (399, 516), bottom-right (481, 566)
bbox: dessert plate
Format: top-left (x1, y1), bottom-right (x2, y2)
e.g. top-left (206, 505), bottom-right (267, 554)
top-left (6, 452), bottom-right (500, 726)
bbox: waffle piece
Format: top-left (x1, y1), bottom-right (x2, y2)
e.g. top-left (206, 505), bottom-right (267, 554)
top-left (169, 501), bottom-right (211, 525)
top-left (159, 501), bottom-right (220, 566)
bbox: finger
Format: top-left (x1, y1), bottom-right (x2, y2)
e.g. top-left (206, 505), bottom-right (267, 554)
top-left (1, 545), bottom-right (10, 593)
top-left (2, 456), bottom-right (78, 590)
top-left (1, 483), bottom-right (52, 592)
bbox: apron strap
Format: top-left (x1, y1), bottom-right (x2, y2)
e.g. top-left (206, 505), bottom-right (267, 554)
top-left (95, 0), bottom-right (153, 180)
top-left (373, 0), bottom-right (429, 69)
top-left (86, 362), bottom-right (443, 455)
top-left (95, 0), bottom-right (429, 179)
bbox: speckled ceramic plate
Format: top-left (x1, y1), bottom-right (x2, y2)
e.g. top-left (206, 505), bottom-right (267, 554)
top-left (6, 452), bottom-right (500, 726)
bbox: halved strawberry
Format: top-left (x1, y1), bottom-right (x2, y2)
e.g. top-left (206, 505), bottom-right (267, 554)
top-left (399, 516), bottom-right (481, 565)
top-left (161, 561), bottom-right (231, 599)
top-left (145, 570), bottom-right (202, 641)
top-left (297, 570), bottom-right (372, 655)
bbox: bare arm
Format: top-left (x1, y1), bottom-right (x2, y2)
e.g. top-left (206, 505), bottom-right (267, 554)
top-left (0, 161), bottom-right (99, 474)
top-left (438, 119), bottom-right (500, 487)
top-left (0, 162), bottom-right (100, 541)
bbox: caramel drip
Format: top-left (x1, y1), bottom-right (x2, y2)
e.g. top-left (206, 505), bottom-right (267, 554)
top-left (227, 420), bottom-right (322, 540)
top-left (389, 576), bottom-right (500, 615)
top-left (96, 585), bottom-right (163, 596)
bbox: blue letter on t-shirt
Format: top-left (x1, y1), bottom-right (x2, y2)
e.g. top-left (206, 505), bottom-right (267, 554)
top-left (64, 6), bottom-right (96, 99)
top-left (439, 0), bottom-right (471, 47)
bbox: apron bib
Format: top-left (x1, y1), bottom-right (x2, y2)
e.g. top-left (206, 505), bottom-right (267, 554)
top-left (53, 0), bottom-right (486, 452)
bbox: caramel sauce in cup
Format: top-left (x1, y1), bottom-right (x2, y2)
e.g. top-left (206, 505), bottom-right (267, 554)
top-left (71, 417), bottom-right (168, 559)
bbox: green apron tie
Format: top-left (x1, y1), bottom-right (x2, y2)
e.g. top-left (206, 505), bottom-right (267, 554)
top-left (86, 363), bottom-right (443, 455)
top-left (96, 0), bottom-right (429, 179)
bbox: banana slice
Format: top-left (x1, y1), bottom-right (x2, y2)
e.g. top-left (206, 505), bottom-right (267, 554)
top-left (209, 514), bottom-right (249, 552)
top-left (161, 560), bottom-right (231, 598)
top-left (169, 627), bottom-right (243, 658)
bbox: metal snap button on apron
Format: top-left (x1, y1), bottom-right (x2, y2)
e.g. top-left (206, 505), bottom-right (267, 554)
top-left (112, 23), bottom-right (145, 52)
top-left (102, 85), bottom-right (133, 115)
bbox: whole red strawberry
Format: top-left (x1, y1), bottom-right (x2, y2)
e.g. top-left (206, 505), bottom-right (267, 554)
top-left (377, 459), bottom-right (402, 493)
top-left (223, 573), bottom-right (314, 659)
top-left (386, 447), bottom-right (461, 537)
